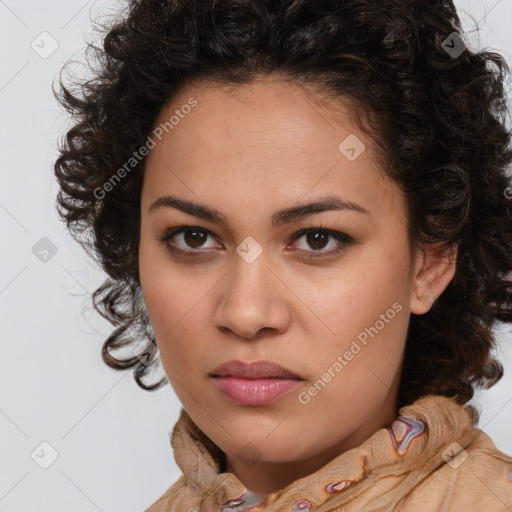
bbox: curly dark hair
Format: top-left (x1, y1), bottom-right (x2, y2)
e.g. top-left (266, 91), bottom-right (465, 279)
top-left (53, 0), bottom-right (512, 415)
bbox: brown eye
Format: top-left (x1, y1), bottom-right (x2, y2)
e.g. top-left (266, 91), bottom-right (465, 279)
top-left (305, 231), bottom-right (329, 250)
top-left (158, 225), bottom-right (221, 254)
top-left (183, 229), bottom-right (208, 248)
top-left (288, 228), bottom-right (354, 260)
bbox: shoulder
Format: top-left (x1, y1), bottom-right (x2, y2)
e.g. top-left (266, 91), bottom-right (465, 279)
top-left (145, 475), bottom-right (200, 512)
top-left (402, 428), bottom-right (512, 511)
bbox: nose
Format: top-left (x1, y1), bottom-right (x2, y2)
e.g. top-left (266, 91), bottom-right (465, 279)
top-left (211, 254), bottom-right (291, 340)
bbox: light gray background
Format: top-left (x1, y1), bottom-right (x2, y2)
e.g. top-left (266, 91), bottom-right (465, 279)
top-left (1, 1), bottom-right (511, 510)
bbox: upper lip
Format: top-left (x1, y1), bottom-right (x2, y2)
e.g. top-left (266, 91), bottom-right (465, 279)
top-left (210, 360), bottom-right (302, 380)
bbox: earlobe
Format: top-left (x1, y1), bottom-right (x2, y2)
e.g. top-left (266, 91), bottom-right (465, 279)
top-left (409, 244), bottom-right (458, 315)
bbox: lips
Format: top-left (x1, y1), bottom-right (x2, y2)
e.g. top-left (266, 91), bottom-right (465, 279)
top-left (210, 360), bottom-right (303, 406)
top-left (210, 360), bottom-right (302, 380)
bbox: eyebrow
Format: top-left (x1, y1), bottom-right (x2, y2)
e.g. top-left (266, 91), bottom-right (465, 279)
top-left (148, 194), bottom-right (369, 226)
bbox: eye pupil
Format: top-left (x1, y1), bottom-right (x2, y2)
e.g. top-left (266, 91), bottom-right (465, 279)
top-left (184, 229), bottom-right (206, 248)
top-left (307, 231), bottom-right (328, 250)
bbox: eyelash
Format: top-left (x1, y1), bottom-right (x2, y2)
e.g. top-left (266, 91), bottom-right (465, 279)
top-left (157, 222), bottom-right (354, 260)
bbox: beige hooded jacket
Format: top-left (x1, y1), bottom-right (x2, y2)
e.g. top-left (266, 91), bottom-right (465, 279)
top-left (146, 394), bottom-right (512, 511)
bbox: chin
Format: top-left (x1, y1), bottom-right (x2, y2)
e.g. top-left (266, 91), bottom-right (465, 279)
top-left (220, 434), bottom-right (314, 464)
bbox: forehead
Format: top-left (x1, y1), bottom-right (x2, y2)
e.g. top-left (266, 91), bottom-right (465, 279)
top-left (154, 77), bottom-right (364, 150)
top-left (142, 77), bottom-right (405, 222)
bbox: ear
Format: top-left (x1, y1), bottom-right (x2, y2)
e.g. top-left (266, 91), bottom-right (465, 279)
top-left (409, 243), bottom-right (458, 315)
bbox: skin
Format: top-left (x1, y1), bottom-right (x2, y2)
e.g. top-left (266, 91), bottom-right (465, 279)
top-left (138, 76), bottom-right (457, 494)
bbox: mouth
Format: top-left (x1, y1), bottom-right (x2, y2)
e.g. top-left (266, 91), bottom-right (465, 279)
top-left (209, 359), bottom-right (303, 380)
top-left (209, 360), bottom-right (304, 406)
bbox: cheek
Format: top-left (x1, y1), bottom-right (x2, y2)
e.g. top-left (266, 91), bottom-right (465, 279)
top-left (139, 274), bottom-right (210, 376)
top-left (298, 249), bottom-right (409, 330)
top-left (299, 258), bottom-right (411, 377)
top-left (139, 232), bottom-right (198, 327)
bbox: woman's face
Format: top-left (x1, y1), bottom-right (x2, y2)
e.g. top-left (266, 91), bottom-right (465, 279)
top-left (139, 77), bottom-right (454, 489)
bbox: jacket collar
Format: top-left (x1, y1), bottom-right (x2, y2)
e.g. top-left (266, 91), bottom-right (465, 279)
top-left (170, 395), bottom-right (479, 511)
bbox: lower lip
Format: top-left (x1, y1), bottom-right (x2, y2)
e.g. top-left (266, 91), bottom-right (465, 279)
top-left (212, 376), bottom-right (302, 406)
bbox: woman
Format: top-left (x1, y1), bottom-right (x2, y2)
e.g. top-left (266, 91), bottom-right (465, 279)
top-left (53, 0), bottom-right (512, 510)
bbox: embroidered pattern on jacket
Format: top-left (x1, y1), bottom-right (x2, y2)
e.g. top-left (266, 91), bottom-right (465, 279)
top-left (387, 416), bottom-right (426, 456)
